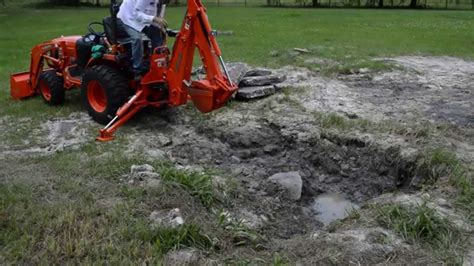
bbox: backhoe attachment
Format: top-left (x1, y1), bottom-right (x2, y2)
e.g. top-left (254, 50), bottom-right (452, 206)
top-left (96, 0), bottom-right (237, 141)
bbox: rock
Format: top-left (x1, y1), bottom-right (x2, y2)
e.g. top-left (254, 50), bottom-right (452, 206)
top-left (191, 66), bottom-right (205, 75)
top-left (238, 210), bottom-right (266, 229)
top-left (263, 144), bottom-right (279, 154)
top-left (230, 155), bottom-right (241, 163)
top-left (216, 30), bottom-right (234, 36)
top-left (268, 171), bottom-right (303, 200)
top-left (294, 48), bottom-right (310, 54)
top-left (236, 85), bottom-right (275, 100)
top-left (146, 178), bottom-right (162, 188)
top-left (176, 164), bottom-right (204, 173)
top-left (239, 75), bottom-right (285, 87)
top-left (149, 208), bottom-right (184, 228)
top-left (358, 67), bottom-right (370, 74)
top-left (131, 164), bottom-right (155, 174)
top-left (231, 167), bottom-right (243, 176)
top-left (226, 62), bottom-right (250, 85)
top-left (211, 175), bottom-right (227, 188)
top-left (163, 249), bottom-right (200, 266)
top-left (244, 68), bottom-right (272, 77)
top-left (145, 149), bottom-right (166, 159)
top-left (273, 83), bottom-right (287, 91)
top-left (157, 134), bottom-right (172, 146)
top-left (126, 164), bottom-right (161, 187)
top-left (134, 171), bottom-right (161, 180)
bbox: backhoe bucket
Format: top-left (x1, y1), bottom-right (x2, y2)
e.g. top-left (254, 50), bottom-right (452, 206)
top-left (187, 80), bottom-right (233, 113)
top-left (188, 87), bottom-right (217, 113)
top-left (10, 72), bottom-right (34, 99)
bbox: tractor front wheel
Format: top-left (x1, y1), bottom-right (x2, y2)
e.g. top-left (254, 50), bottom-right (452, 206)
top-left (38, 70), bottom-right (65, 105)
top-left (81, 65), bottom-right (130, 125)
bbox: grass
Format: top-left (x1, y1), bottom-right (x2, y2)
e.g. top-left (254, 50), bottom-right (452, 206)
top-left (417, 148), bottom-right (473, 215)
top-left (374, 202), bottom-right (465, 264)
top-left (314, 111), bottom-right (436, 138)
top-left (0, 182), bottom-right (213, 264)
top-left (158, 164), bottom-right (219, 208)
top-left (0, 143), bottom-right (220, 263)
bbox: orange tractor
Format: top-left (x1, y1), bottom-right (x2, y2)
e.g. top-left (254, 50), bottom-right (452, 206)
top-left (10, 0), bottom-right (237, 141)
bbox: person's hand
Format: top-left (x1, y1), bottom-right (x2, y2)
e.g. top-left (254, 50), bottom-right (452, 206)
top-left (153, 16), bottom-right (167, 29)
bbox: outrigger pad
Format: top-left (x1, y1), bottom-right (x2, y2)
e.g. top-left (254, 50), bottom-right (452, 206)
top-left (10, 72), bottom-right (34, 99)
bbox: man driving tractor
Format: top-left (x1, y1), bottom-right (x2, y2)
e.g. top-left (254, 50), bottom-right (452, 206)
top-left (118, 0), bottom-right (169, 76)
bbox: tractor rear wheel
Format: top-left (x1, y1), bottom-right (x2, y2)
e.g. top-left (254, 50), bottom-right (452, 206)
top-left (81, 65), bottom-right (130, 125)
top-left (38, 70), bottom-right (65, 105)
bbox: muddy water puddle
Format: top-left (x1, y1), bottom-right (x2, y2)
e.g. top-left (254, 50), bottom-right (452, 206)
top-left (311, 193), bottom-right (359, 226)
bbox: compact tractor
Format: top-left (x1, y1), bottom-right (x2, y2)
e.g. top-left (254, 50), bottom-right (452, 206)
top-left (10, 0), bottom-right (237, 141)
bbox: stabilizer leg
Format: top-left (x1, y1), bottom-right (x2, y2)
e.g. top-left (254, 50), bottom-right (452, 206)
top-left (96, 91), bottom-right (145, 142)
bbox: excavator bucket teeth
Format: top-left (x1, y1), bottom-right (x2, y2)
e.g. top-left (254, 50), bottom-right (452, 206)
top-left (10, 72), bottom-right (34, 99)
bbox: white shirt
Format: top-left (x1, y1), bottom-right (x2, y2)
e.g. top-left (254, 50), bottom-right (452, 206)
top-left (118, 0), bottom-right (160, 32)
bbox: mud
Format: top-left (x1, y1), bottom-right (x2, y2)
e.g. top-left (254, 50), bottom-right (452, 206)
top-left (311, 193), bottom-right (359, 226)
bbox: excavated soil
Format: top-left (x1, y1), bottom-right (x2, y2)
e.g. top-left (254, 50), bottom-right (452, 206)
top-left (1, 56), bottom-right (473, 263)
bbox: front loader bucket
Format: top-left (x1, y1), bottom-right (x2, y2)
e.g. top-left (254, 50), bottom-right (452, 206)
top-left (10, 72), bottom-right (34, 99)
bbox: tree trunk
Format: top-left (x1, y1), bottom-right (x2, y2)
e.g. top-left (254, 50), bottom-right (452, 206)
top-left (410, 0), bottom-right (417, 7)
top-left (379, 0), bottom-right (383, 6)
top-left (312, 0), bottom-right (318, 6)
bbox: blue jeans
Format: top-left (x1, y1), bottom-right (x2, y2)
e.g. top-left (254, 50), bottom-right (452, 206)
top-left (124, 24), bottom-right (164, 73)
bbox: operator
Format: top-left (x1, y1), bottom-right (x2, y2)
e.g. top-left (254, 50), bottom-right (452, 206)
top-left (118, 0), bottom-right (169, 75)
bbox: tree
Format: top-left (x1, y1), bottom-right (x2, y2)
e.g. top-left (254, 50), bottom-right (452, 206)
top-left (312, 0), bottom-right (319, 6)
top-left (379, 0), bottom-right (383, 6)
top-left (409, 0), bottom-right (418, 7)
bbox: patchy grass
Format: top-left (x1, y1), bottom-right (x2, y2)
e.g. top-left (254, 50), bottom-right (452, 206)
top-left (314, 111), bottom-right (435, 138)
top-left (374, 202), bottom-right (465, 264)
top-left (417, 148), bottom-right (473, 214)
top-left (157, 163), bottom-right (220, 208)
top-left (0, 182), bottom-right (212, 264)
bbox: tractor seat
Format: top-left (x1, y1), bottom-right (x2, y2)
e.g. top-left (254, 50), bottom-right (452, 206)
top-left (103, 16), bottom-right (131, 44)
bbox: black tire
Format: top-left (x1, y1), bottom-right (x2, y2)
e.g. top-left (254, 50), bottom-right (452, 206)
top-left (38, 70), bottom-right (65, 105)
top-left (81, 65), bottom-right (130, 125)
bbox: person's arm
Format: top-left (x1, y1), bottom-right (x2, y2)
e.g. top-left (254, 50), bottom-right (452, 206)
top-left (133, 0), bottom-right (155, 24)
